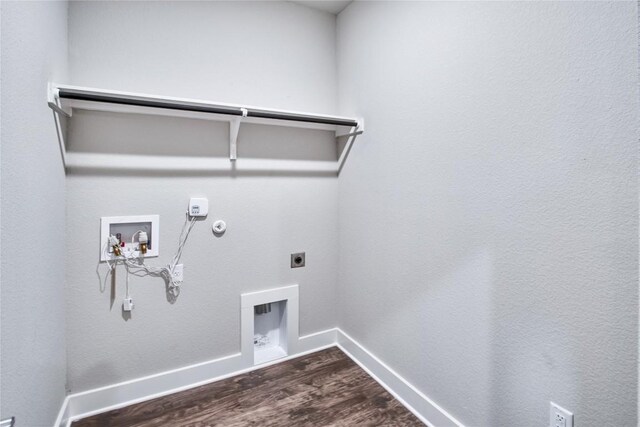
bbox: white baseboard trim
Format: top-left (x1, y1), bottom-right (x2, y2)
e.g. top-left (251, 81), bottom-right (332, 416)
top-left (296, 327), bottom-right (338, 352)
top-left (54, 327), bottom-right (462, 427)
top-left (54, 396), bottom-right (71, 427)
top-left (336, 329), bottom-right (463, 427)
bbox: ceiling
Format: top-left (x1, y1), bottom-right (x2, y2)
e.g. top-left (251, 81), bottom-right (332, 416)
top-left (289, 1), bottom-right (353, 15)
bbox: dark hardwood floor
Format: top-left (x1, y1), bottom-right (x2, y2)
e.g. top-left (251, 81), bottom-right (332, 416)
top-left (72, 347), bottom-right (424, 426)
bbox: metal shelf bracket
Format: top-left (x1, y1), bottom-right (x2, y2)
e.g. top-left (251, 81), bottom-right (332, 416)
top-left (230, 108), bottom-right (248, 161)
top-left (337, 119), bottom-right (364, 173)
top-left (47, 83), bottom-right (69, 168)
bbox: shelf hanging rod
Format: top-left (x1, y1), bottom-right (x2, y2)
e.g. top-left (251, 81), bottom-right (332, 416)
top-left (246, 110), bottom-right (357, 127)
top-left (57, 88), bottom-right (244, 117)
top-left (57, 88), bottom-right (359, 128)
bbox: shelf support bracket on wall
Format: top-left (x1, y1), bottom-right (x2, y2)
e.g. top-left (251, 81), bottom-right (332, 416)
top-left (47, 83), bottom-right (71, 168)
top-left (336, 119), bottom-right (364, 174)
top-left (229, 108), bottom-right (247, 161)
top-left (47, 82), bottom-right (72, 117)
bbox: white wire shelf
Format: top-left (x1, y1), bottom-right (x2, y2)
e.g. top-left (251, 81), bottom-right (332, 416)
top-left (47, 83), bottom-right (363, 174)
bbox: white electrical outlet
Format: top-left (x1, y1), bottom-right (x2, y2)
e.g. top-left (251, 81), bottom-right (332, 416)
top-left (550, 402), bottom-right (573, 427)
top-left (172, 264), bottom-right (184, 282)
top-left (123, 297), bottom-right (134, 312)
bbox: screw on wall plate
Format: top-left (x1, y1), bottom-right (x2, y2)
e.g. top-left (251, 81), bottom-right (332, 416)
top-left (291, 252), bottom-right (305, 268)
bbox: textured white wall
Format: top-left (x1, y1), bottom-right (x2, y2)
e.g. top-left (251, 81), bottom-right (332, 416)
top-left (65, 1), bottom-right (339, 392)
top-left (337, 2), bottom-right (638, 426)
top-left (69, 0), bottom-right (336, 112)
top-left (0, 1), bottom-right (69, 425)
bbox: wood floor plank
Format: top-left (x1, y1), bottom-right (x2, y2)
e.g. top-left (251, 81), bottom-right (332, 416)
top-left (72, 347), bottom-right (424, 426)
